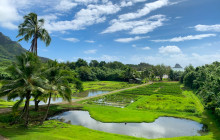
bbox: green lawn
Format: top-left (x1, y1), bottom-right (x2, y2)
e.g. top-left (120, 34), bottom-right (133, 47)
top-left (0, 82), bottom-right (220, 140)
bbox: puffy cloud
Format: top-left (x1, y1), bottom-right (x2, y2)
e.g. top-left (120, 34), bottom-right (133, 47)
top-left (0, 0), bottom-right (22, 29)
top-left (120, 0), bottom-right (147, 7)
top-left (114, 36), bottom-right (148, 43)
top-left (159, 46), bottom-right (181, 54)
top-left (152, 34), bottom-right (216, 42)
top-left (194, 24), bottom-right (220, 32)
top-left (142, 46), bottom-right (151, 50)
top-left (55, 0), bottom-right (77, 12)
top-left (102, 15), bottom-right (167, 34)
top-left (62, 37), bottom-right (79, 42)
top-left (118, 0), bottom-right (168, 21)
top-left (84, 49), bottom-right (97, 54)
top-left (45, 2), bottom-right (120, 32)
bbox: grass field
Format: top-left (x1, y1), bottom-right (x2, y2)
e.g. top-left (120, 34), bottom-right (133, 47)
top-left (0, 82), bottom-right (219, 140)
top-left (82, 81), bottom-right (138, 91)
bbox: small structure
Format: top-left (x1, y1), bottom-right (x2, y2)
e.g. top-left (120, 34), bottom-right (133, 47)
top-left (129, 78), bottom-right (142, 84)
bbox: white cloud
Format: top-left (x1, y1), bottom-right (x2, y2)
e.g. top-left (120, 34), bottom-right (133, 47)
top-left (62, 37), bottom-right (79, 42)
top-left (84, 49), bottom-right (97, 54)
top-left (159, 46), bottom-right (181, 54)
top-left (0, 0), bottom-right (22, 29)
top-left (120, 0), bottom-right (147, 7)
top-left (115, 36), bottom-right (148, 43)
top-left (194, 24), bottom-right (220, 32)
top-left (85, 40), bottom-right (95, 43)
top-left (118, 0), bottom-right (168, 21)
top-left (152, 34), bottom-right (216, 42)
top-left (142, 46), bottom-right (151, 50)
top-left (45, 2), bottom-right (120, 32)
top-left (55, 0), bottom-right (77, 11)
top-left (102, 15), bottom-right (167, 34)
top-left (132, 44), bottom-right (136, 47)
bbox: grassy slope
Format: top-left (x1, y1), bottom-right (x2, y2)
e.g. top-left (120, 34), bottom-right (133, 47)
top-left (0, 82), bottom-right (220, 140)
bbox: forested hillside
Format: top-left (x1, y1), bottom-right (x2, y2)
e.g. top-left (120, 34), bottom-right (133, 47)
top-left (0, 32), bottom-right (26, 62)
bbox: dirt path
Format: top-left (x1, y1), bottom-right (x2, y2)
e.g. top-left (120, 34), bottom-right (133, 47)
top-left (0, 82), bottom-right (153, 114)
top-left (0, 135), bottom-right (8, 140)
top-left (66, 81), bottom-right (153, 104)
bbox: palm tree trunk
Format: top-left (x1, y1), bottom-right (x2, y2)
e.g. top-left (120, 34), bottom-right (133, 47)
top-left (34, 36), bottom-right (38, 55)
top-left (34, 99), bottom-right (40, 111)
top-left (24, 91), bottom-right (31, 127)
top-left (40, 93), bottom-right (52, 125)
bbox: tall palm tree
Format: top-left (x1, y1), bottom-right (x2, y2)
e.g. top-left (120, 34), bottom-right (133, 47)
top-left (0, 53), bottom-right (45, 127)
top-left (41, 61), bottom-right (72, 124)
top-left (17, 13), bottom-right (51, 55)
top-left (17, 12), bottom-right (51, 110)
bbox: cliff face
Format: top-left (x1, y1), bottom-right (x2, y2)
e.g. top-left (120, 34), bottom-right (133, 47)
top-left (174, 63), bottom-right (182, 68)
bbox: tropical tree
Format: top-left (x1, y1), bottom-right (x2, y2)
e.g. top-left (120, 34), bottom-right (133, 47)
top-left (17, 12), bottom-right (51, 55)
top-left (17, 12), bottom-right (51, 110)
top-left (0, 53), bottom-right (45, 127)
top-left (41, 61), bottom-right (72, 124)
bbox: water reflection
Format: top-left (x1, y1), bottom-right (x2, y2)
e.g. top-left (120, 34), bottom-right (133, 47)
top-left (50, 111), bottom-right (207, 139)
top-left (0, 90), bottom-right (109, 105)
top-left (73, 90), bottom-right (109, 97)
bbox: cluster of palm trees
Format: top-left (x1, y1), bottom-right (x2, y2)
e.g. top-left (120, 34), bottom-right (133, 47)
top-left (0, 13), bottom-right (73, 127)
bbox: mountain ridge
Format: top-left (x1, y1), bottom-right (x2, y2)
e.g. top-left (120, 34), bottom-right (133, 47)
top-left (0, 32), bottom-right (49, 62)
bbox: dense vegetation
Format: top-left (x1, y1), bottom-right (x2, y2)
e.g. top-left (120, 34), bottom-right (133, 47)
top-left (181, 62), bottom-right (220, 120)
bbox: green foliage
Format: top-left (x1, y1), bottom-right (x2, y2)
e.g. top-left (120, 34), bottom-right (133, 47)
top-left (182, 62), bottom-right (220, 118)
top-left (17, 13), bottom-right (51, 55)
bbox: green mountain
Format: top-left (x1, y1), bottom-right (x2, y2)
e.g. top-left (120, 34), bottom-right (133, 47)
top-left (0, 32), bottom-right (49, 63)
top-left (0, 32), bottom-right (26, 61)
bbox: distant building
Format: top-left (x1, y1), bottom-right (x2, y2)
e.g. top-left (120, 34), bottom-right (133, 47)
top-left (129, 78), bottom-right (142, 84)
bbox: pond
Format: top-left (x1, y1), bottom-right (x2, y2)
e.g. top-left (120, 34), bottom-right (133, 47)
top-left (50, 111), bottom-right (208, 139)
top-left (0, 90), bottom-right (109, 105)
top-left (0, 96), bottom-right (73, 105)
top-left (72, 90), bottom-right (109, 97)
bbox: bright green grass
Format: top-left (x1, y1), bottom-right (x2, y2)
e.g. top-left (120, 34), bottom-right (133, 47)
top-left (127, 92), bottom-right (201, 115)
top-left (0, 99), bottom-right (16, 108)
top-left (82, 81), bottom-right (138, 91)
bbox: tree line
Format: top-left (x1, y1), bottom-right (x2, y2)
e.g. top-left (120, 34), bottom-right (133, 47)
top-left (180, 62), bottom-right (220, 119)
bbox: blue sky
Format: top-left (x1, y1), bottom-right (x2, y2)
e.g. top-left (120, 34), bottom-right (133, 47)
top-left (0, 0), bottom-right (220, 67)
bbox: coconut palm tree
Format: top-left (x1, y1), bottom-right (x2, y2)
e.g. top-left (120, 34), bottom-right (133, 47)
top-left (17, 12), bottom-right (51, 110)
top-left (17, 13), bottom-right (51, 55)
top-left (0, 53), bottom-right (45, 127)
top-left (41, 61), bottom-right (72, 124)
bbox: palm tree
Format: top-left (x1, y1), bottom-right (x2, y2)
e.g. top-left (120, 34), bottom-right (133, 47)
top-left (0, 53), bottom-right (45, 127)
top-left (17, 13), bottom-right (51, 55)
top-left (41, 61), bottom-right (72, 124)
top-left (17, 12), bottom-right (51, 110)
